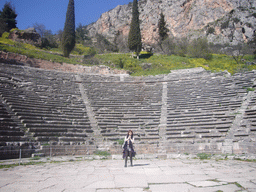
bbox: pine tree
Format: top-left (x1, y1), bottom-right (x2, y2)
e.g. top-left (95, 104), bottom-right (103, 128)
top-left (62, 0), bottom-right (76, 57)
top-left (158, 12), bottom-right (168, 42)
top-left (0, 2), bottom-right (17, 34)
top-left (128, 0), bottom-right (142, 59)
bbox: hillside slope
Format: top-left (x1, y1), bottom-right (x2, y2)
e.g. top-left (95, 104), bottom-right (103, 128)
top-left (87, 0), bottom-right (256, 45)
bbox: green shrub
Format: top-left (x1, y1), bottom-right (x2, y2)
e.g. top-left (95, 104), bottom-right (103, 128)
top-left (197, 153), bottom-right (211, 160)
top-left (221, 21), bottom-right (229, 29)
top-left (233, 18), bottom-right (240, 23)
top-left (117, 139), bottom-right (124, 146)
top-left (1, 32), bottom-right (10, 39)
top-left (93, 150), bottom-right (111, 156)
top-left (139, 51), bottom-right (153, 59)
top-left (187, 38), bottom-right (213, 60)
top-left (207, 27), bottom-right (215, 35)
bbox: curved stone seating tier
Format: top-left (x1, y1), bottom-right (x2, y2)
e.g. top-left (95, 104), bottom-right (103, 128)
top-left (165, 71), bottom-right (255, 143)
top-left (0, 65), bottom-right (93, 146)
top-left (0, 63), bottom-right (256, 156)
top-left (81, 75), bottom-right (162, 142)
top-left (0, 103), bottom-right (27, 144)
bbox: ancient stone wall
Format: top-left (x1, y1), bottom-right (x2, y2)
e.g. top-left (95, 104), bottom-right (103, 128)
top-left (0, 51), bottom-right (129, 75)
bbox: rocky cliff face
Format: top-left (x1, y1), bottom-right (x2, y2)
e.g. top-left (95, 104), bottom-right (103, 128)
top-left (87, 0), bottom-right (256, 45)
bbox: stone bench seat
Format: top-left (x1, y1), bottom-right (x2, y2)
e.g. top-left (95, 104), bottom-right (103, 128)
top-left (96, 114), bottom-right (124, 118)
top-left (244, 115), bottom-right (256, 120)
top-left (36, 136), bottom-right (86, 143)
top-left (144, 128), bottom-right (159, 132)
top-left (16, 111), bottom-right (90, 121)
top-left (166, 127), bottom-right (186, 131)
top-left (0, 118), bottom-right (18, 125)
top-left (11, 107), bottom-right (53, 114)
top-left (215, 125), bottom-right (231, 129)
top-left (245, 110), bottom-right (256, 116)
top-left (17, 115), bottom-right (79, 122)
top-left (21, 119), bottom-right (72, 125)
top-left (25, 124), bottom-right (92, 130)
top-left (102, 133), bottom-right (120, 137)
top-left (31, 127), bottom-right (92, 133)
top-left (0, 130), bottom-right (24, 136)
top-left (195, 130), bottom-right (210, 134)
top-left (9, 102), bottom-right (55, 109)
top-left (167, 118), bottom-right (223, 124)
top-left (135, 115), bottom-right (160, 119)
top-left (166, 135), bottom-right (195, 139)
top-left (201, 134), bottom-right (223, 138)
top-left (234, 133), bottom-right (249, 137)
top-left (138, 136), bottom-right (159, 140)
top-left (29, 127), bottom-right (68, 132)
top-left (98, 124), bottom-right (118, 129)
top-left (106, 137), bottom-right (122, 141)
top-left (96, 118), bottom-right (123, 123)
top-left (168, 111), bottom-right (227, 118)
top-left (147, 132), bottom-right (159, 136)
top-left (166, 131), bottom-right (184, 135)
top-left (0, 136), bottom-right (26, 142)
top-left (34, 132), bottom-right (63, 137)
top-left (95, 114), bottom-right (124, 120)
top-left (118, 124), bottom-right (141, 129)
top-left (167, 120), bottom-right (232, 127)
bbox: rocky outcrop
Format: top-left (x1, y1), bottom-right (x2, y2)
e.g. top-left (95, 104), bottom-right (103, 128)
top-left (87, 0), bottom-right (256, 45)
top-left (9, 28), bottom-right (41, 46)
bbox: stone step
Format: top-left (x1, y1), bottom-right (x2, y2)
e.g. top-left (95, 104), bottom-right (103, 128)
top-left (0, 130), bottom-right (24, 136)
top-left (0, 136), bottom-right (26, 141)
top-left (34, 132), bottom-right (88, 137)
top-left (167, 121), bottom-right (232, 127)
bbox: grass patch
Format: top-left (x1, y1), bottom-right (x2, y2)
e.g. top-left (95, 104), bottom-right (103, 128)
top-left (30, 156), bottom-right (41, 160)
top-left (234, 182), bottom-right (242, 188)
top-left (93, 150), bottom-right (111, 157)
top-left (1, 34), bottom-right (256, 76)
top-left (234, 158), bottom-right (256, 162)
top-left (117, 139), bottom-right (124, 146)
top-left (197, 153), bottom-right (212, 160)
top-left (96, 53), bottom-right (256, 76)
top-left (0, 161), bottom-right (45, 169)
top-left (243, 87), bottom-right (255, 92)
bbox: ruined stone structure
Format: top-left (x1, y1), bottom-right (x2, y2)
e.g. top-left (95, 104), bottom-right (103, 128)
top-left (0, 63), bottom-right (255, 159)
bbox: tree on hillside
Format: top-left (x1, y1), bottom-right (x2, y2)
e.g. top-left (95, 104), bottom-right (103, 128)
top-left (76, 23), bottom-right (90, 44)
top-left (62, 0), bottom-right (76, 57)
top-left (128, 0), bottom-right (142, 59)
top-left (249, 30), bottom-right (256, 59)
top-left (0, 2), bottom-right (17, 35)
top-left (158, 12), bottom-right (168, 42)
top-left (158, 12), bottom-right (169, 53)
top-left (33, 23), bottom-right (58, 49)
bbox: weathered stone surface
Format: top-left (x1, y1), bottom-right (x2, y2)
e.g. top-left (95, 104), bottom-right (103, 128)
top-left (87, 0), bottom-right (256, 45)
top-left (0, 158), bottom-right (255, 191)
top-left (0, 51), bottom-right (129, 75)
top-left (9, 28), bottom-right (41, 46)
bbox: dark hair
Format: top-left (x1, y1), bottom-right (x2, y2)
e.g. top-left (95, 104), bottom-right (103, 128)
top-left (126, 130), bottom-right (133, 139)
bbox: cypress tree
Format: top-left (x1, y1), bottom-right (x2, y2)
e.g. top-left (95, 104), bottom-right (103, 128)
top-left (0, 2), bottom-right (17, 32)
top-left (62, 0), bottom-right (76, 57)
top-left (128, 0), bottom-right (142, 59)
top-left (158, 12), bottom-right (168, 42)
